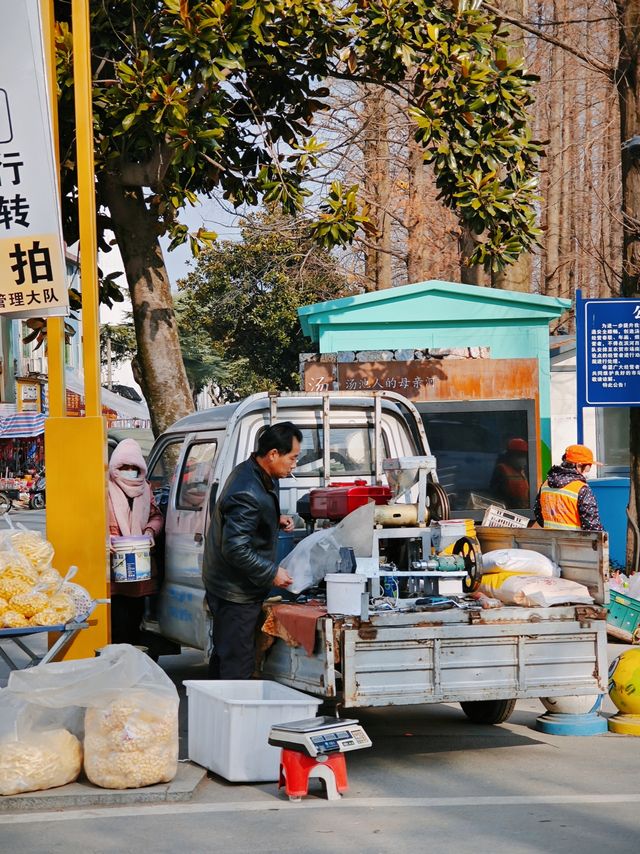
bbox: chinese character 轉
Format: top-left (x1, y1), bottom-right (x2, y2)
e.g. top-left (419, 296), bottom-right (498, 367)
top-left (0, 194), bottom-right (29, 229)
top-left (9, 241), bottom-right (53, 286)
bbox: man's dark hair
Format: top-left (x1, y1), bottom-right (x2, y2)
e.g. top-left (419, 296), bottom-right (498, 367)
top-left (256, 422), bottom-right (302, 457)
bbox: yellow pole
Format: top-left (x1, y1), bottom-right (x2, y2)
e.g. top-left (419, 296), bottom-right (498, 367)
top-left (43, 0), bottom-right (110, 657)
top-left (41, 0), bottom-right (66, 419)
top-left (71, 0), bottom-right (102, 420)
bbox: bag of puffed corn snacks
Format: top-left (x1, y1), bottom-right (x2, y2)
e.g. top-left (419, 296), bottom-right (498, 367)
top-left (3, 645), bottom-right (179, 792)
top-left (0, 694), bottom-right (83, 796)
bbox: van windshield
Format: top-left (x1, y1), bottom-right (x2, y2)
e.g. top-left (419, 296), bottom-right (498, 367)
top-left (294, 426), bottom-right (387, 477)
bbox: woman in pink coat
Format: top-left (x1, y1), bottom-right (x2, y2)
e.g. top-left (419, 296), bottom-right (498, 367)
top-left (108, 438), bottom-right (164, 645)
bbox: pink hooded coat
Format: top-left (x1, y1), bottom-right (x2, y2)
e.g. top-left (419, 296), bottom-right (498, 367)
top-left (108, 438), bottom-right (164, 597)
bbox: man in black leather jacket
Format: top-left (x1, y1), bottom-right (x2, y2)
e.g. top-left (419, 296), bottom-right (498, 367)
top-left (203, 421), bottom-right (301, 679)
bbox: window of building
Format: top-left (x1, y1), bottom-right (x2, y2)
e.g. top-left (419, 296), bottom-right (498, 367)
top-left (596, 407), bottom-right (629, 475)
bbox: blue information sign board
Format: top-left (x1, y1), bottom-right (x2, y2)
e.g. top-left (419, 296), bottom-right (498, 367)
top-left (576, 289), bottom-right (640, 408)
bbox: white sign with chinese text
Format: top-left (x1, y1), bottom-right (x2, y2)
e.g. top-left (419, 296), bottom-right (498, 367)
top-left (0, 0), bottom-right (68, 318)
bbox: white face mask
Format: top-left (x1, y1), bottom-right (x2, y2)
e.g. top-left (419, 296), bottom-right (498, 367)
top-left (120, 469), bottom-right (140, 480)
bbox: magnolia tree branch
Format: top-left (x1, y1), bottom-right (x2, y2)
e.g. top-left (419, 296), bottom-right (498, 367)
top-left (482, 2), bottom-right (615, 79)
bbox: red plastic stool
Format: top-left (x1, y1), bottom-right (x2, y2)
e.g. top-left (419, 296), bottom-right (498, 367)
top-left (278, 749), bottom-right (349, 801)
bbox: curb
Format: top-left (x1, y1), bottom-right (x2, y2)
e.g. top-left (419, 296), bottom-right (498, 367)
top-left (0, 762), bottom-right (206, 812)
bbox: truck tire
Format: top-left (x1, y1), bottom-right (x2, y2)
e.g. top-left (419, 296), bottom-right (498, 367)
top-left (459, 698), bottom-right (517, 724)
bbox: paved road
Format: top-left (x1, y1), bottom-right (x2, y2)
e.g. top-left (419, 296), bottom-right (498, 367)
top-left (1, 515), bottom-right (637, 852)
top-left (2, 506), bottom-right (46, 536)
top-left (1, 641), bottom-right (638, 853)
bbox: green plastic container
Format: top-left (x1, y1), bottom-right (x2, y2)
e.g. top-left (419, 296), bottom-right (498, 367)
top-left (607, 591), bottom-right (640, 642)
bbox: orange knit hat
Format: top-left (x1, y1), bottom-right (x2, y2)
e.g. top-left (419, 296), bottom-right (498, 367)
top-left (564, 444), bottom-right (602, 466)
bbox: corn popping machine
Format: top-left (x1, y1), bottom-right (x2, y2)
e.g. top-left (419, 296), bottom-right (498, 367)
top-left (304, 456), bottom-right (482, 601)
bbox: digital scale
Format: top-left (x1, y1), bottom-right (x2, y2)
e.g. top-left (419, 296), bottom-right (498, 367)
top-left (268, 716), bottom-right (372, 758)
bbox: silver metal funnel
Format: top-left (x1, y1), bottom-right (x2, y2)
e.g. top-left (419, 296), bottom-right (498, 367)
top-left (382, 456), bottom-right (437, 499)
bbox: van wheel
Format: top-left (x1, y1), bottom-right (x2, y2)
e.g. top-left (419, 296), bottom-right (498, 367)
top-left (460, 698), bottom-right (517, 724)
top-left (0, 493), bottom-right (11, 515)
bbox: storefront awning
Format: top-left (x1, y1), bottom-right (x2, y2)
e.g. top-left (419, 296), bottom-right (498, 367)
top-left (0, 412), bottom-right (46, 438)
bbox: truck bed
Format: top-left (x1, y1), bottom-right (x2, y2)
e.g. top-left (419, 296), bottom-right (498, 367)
top-left (262, 530), bottom-right (609, 708)
top-left (263, 604), bottom-right (607, 707)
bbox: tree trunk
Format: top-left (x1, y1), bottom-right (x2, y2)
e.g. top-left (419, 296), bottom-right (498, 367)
top-left (362, 85), bottom-right (393, 290)
top-left (544, 13), bottom-right (564, 296)
top-left (491, 0), bottom-right (532, 292)
top-left (102, 177), bottom-right (195, 435)
top-left (459, 226), bottom-right (488, 285)
top-left (617, 0), bottom-right (640, 564)
top-left (558, 2), bottom-right (574, 307)
top-left (406, 135), bottom-right (430, 283)
top-left (492, 254), bottom-right (532, 291)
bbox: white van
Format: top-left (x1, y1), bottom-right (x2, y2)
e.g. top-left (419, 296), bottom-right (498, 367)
top-left (145, 391), bottom-right (428, 654)
top-left (144, 391), bottom-right (609, 723)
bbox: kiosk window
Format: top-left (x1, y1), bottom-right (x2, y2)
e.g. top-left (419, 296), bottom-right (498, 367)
top-left (177, 441), bottom-right (217, 510)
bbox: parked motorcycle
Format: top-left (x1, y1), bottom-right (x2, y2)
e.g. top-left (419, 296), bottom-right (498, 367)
top-left (28, 474), bottom-right (45, 510)
top-left (0, 471), bottom-right (46, 513)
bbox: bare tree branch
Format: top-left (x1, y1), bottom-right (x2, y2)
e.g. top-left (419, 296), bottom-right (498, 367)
top-left (482, 2), bottom-right (615, 78)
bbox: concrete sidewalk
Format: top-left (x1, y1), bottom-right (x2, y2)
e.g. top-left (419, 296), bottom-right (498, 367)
top-left (0, 762), bottom-right (206, 812)
top-left (0, 647), bottom-right (210, 811)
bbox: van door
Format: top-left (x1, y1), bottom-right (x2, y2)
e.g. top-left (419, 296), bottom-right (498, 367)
top-left (157, 431), bottom-right (221, 649)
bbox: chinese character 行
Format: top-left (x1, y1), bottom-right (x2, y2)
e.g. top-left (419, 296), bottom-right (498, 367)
top-left (0, 153), bottom-right (23, 186)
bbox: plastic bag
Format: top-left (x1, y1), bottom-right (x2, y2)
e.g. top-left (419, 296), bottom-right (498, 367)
top-left (479, 572), bottom-right (593, 607)
top-left (0, 528), bottom-right (54, 572)
top-left (0, 551), bottom-right (38, 600)
top-left (0, 729), bottom-right (82, 796)
top-left (84, 692), bottom-right (178, 789)
top-left (6, 645), bottom-right (179, 790)
top-left (282, 502), bottom-right (375, 594)
top-left (627, 573), bottom-right (640, 600)
top-left (0, 560), bottom-right (90, 627)
top-left (0, 694), bottom-right (84, 796)
top-left (481, 549), bottom-right (559, 577)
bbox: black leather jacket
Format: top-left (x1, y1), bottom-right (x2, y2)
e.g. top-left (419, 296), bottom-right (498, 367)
top-left (202, 456), bottom-right (281, 603)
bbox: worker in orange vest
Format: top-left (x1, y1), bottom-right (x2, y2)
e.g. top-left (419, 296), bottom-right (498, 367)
top-left (534, 444), bottom-right (604, 531)
top-left (490, 437), bottom-right (530, 508)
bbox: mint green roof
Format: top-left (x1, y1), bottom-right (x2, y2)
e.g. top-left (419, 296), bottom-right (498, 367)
top-left (298, 280), bottom-right (571, 343)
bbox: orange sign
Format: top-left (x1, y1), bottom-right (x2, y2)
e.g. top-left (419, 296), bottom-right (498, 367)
top-left (303, 358), bottom-right (540, 403)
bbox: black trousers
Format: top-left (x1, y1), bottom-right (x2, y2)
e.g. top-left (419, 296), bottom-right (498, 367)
top-left (206, 592), bottom-right (263, 680)
top-left (111, 595), bottom-right (145, 646)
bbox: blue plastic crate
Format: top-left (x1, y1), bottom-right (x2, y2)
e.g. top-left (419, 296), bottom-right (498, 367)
top-left (607, 591), bottom-right (640, 642)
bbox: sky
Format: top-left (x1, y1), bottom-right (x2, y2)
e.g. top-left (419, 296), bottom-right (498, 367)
top-left (99, 195), bottom-right (243, 390)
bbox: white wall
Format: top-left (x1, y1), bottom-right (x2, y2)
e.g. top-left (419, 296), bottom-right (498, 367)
top-left (550, 349), bottom-right (597, 470)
